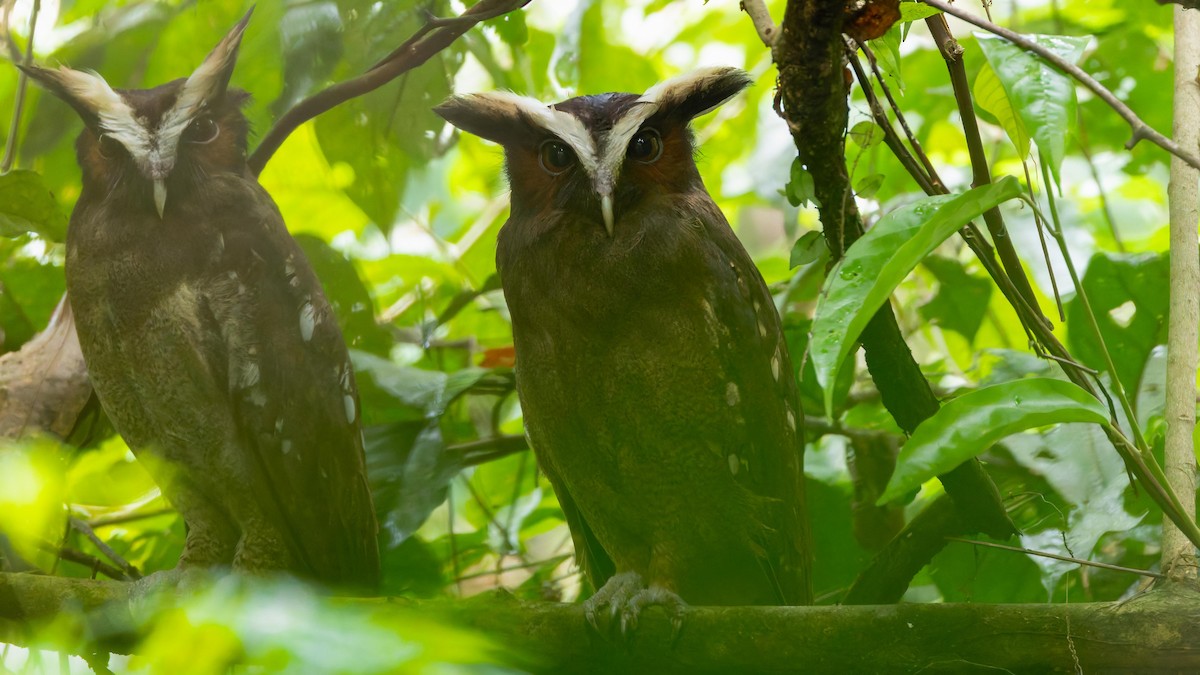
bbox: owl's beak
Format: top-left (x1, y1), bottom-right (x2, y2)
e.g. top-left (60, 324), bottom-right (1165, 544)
top-left (600, 194), bottom-right (614, 237)
top-left (153, 180), bottom-right (167, 218)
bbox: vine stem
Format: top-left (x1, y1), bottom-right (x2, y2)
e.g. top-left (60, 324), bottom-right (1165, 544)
top-left (1, 0), bottom-right (39, 174)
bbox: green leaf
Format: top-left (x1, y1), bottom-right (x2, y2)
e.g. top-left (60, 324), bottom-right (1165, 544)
top-left (789, 231), bottom-right (826, 268)
top-left (870, 24), bottom-right (903, 90)
top-left (785, 159), bottom-right (819, 207)
top-left (811, 177), bottom-right (1023, 417)
top-left (0, 170), bottom-right (68, 241)
top-left (976, 33), bottom-right (1091, 186)
top-left (973, 61), bottom-right (1031, 157)
top-left (918, 256), bottom-right (993, 342)
top-left (854, 173), bottom-right (885, 199)
top-left (849, 121), bottom-right (883, 148)
top-left (1066, 252), bottom-right (1169, 401)
top-left (899, 3), bottom-right (941, 23)
top-left (878, 379), bottom-right (1110, 504)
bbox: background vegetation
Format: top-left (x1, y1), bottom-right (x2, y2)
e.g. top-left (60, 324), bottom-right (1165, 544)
top-left (0, 0), bottom-right (1194, 671)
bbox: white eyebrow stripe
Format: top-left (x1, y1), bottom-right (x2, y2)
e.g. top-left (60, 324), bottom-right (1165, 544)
top-left (598, 100), bottom-right (659, 182)
top-left (47, 67), bottom-right (152, 160)
top-left (154, 15), bottom-right (247, 176)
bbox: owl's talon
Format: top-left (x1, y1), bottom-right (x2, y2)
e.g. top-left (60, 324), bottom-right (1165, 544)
top-left (583, 571), bottom-right (687, 641)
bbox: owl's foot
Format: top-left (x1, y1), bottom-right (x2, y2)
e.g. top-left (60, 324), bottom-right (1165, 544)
top-left (583, 571), bottom-right (688, 641)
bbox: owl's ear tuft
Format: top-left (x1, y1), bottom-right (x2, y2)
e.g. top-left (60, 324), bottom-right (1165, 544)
top-left (17, 63), bottom-right (123, 128)
top-left (434, 92), bottom-right (553, 146)
top-left (645, 67), bottom-right (753, 121)
top-left (181, 7), bottom-right (253, 107)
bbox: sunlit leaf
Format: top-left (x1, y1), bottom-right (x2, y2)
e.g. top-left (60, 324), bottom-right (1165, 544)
top-left (878, 379), bottom-right (1110, 504)
top-left (811, 177), bottom-right (1023, 417)
top-left (0, 170), bottom-right (68, 241)
top-left (976, 33), bottom-right (1091, 186)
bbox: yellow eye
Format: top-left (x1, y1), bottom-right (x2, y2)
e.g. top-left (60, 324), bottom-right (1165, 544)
top-left (538, 140), bottom-right (575, 175)
top-left (184, 116), bottom-right (219, 144)
top-left (627, 128), bottom-right (663, 163)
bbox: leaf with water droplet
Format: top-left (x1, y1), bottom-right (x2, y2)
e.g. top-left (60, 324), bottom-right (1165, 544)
top-left (877, 378), bottom-right (1109, 505)
top-left (810, 177), bottom-right (1023, 418)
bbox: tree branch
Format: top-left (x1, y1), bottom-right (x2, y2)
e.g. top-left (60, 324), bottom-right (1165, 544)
top-left (921, 0), bottom-right (1200, 170)
top-left (2, 572), bottom-right (1200, 672)
top-left (247, 0), bottom-right (532, 175)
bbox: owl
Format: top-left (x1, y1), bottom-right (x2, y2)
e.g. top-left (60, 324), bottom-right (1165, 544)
top-left (20, 11), bottom-right (380, 589)
top-left (435, 68), bottom-right (812, 625)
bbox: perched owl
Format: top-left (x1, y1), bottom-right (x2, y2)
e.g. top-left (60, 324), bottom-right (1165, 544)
top-left (21, 12), bottom-right (380, 589)
top-left (436, 68), bottom-right (812, 623)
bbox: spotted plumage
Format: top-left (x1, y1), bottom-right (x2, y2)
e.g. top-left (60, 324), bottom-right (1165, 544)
top-left (436, 68), bottom-right (812, 620)
top-left (21, 11), bottom-right (379, 589)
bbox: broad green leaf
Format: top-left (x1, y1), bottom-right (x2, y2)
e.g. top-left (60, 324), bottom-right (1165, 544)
top-left (976, 33), bottom-right (1091, 186)
top-left (0, 170), bottom-right (68, 241)
top-left (789, 231), bottom-right (826, 268)
top-left (973, 62), bottom-right (1030, 157)
top-left (899, 3), bottom-right (941, 23)
top-left (1066, 252), bottom-right (1169, 402)
top-left (918, 255), bottom-right (992, 342)
top-left (854, 173), bottom-right (884, 199)
top-left (785, 159), bottom-right (819, 207)
top-left (870, 24), bottom-right (903, 90)
top-left (849, 121), bottom-right (883, 148)
top-left (877, 379), bottom-right (1110, 504)
top-left (811, 177), bottom-right (1023, 417)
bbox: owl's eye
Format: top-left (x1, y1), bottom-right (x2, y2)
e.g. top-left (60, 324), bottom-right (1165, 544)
top-left (184, 116), bottom-right (220, 145)
top-left (538, 140), bottom-right (575, 175)
top-left (97, 134), bottom-right (123, 159)
top-left (627, 128), bottom-right (663, 163)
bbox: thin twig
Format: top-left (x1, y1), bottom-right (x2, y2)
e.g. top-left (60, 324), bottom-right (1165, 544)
top-left (87, 506), bottom-right (175, 529)
top-left (921, 0), bottom-right (1200, 170)
top-left (945, 537), bottom-right (1165, 579)
top-left (1, 0), bottom-right (39, 174)
top-left (847, 48), bottom-right (936, 195)
top-left (1076, 122), bottom-right (1126, 253)
top-left (924, 14), bottom-right (1049, 329)
top-left (740, 0), bottom-right (779, 48)
top-left (69, 517), bottom-right (142, 580)
top-left (247, 0), bottom-right (531, 175)
top-left (860, 43), bottom-right (941, 189)
top-left (37, 541), bottom-right (129, 581)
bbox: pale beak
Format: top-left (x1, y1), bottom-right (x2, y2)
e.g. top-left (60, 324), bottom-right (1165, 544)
top-left (153, 179), bottom-right (167, 218)
top-left (600, 194), bottom-right (614, 237)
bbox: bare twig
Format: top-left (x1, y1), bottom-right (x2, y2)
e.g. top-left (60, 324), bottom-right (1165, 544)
top-left (69, 518), bottom-right (142, 580)
top-left (87, 507), bottom-right (174, 529)
top-left (741, 0), bottom-right (779, 48)
top-left (921, 0), bottom-right (1200, 170)
top-left (37, 541), bottom-right (129, 581)
top-left (1, 0), bottom-right (39, 173)
top-left (247, 0), bottom-right (532, 175)
top-left (945, 537), bottom-right (1165, 579)
top-left (924, 14), bottom-right (1049, 329)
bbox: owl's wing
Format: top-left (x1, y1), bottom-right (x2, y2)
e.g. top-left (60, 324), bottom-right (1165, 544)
top-left (205, 178), bottom-right (379, 589)
top-left (697, 198), bottom-right (814, 606)
top-left (537, 452), bottom-right (615, 593)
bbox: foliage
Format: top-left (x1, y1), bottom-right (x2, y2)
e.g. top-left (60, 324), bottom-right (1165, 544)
top-left (0, 0), bottom-right (1192, 671)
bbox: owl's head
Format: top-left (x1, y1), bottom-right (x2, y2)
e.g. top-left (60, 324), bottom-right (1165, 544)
top-left (20, 10), bottom-right (254, 218)
top-left (435, 67), bottom-right (751, 237)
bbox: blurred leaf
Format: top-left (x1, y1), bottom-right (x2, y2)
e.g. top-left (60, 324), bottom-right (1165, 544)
top-left (1065, 252), bottom-right (1169, 402)
top-left (0, 170), bottom-right (68, 241)
top-left (854, 173), bottom-right (884, 199)
top-left (811, 177), bottom-right (1022, 416)
top-left (973, 61), bottom-right (1031, 157)
top-left (849, 121), bottom-right (884, 148)
top-left (789, 231), bottom-right (826, 268)
top-left (878, 379), bottom-right (1110, 504)
top-left (0, 438), bottom-right (70, 565)
top-left (273, 1), bottom-right (344, 116)
top-left (976, 33), bottom-right (1090, 185)
top-left (918, 256), bottom-right (992, 342)
top-left (367, 420), bottom-right (456, 547)
top-left (785, 159), bottom-right (819, 208)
